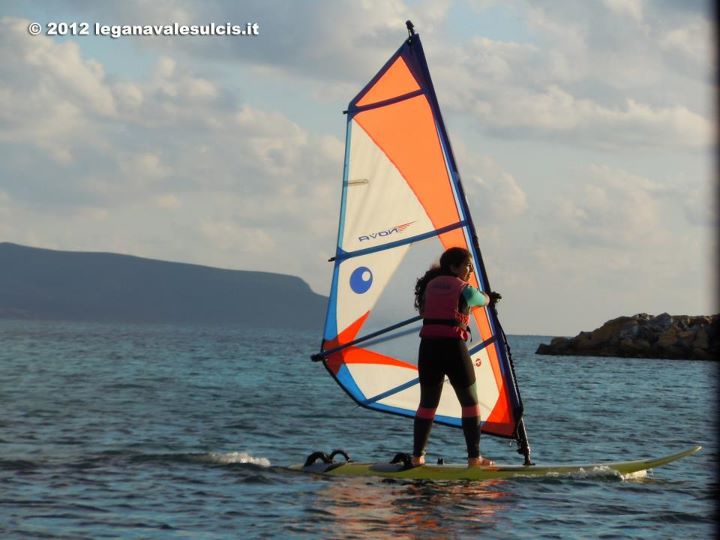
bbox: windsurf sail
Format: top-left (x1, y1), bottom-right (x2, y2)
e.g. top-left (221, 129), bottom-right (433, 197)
top-left (312, 21), bottom-right (531, 464)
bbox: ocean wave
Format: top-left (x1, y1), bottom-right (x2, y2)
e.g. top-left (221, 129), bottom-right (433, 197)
top-left (202, 451), bottom-right (271, 466)
top-left (127, 450), bottom-right (272, 468)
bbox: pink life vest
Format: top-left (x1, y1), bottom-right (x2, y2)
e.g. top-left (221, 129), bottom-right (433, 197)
top-left (419, 275), bottom-right (470, 341)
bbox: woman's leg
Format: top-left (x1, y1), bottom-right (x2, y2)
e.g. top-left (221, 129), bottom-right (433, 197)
top-left (413, 339), bottom-right (445, 462)
top-left (454, 383), bottom-right (481, 459)
top-left (413, 382), bottom-right (443, 461)
top-left (445, 340), bottom-right (483, 460)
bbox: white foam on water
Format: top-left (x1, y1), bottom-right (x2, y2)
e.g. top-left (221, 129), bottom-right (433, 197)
top-left (565, 466), bottom-right (651, 481)
top-left (620, 469), bottom-right (649, 481)
top-left (204, 452), bottom-right (271, 467)
top-left (541, 466), bottom-right (626, 480)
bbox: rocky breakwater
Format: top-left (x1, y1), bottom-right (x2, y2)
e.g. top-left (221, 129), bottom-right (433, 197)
top-left (536, 313), bottom-right (719, 360)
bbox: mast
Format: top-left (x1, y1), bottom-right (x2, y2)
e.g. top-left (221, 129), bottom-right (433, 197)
top-left (405, 21), bottom-right (533, 465)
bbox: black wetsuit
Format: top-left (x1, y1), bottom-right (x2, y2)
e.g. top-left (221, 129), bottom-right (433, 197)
top-left (413, 337), bottom-right (481, 458)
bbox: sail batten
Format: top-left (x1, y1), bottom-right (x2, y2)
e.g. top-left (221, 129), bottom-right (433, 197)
top-left (363, 378), bottom-right (420, 405)
top-left (333, 221), bottom-right (467, 262)
top-left (316, 315), bottom-right (422, 359)
top-left (350, 89), bottom-right (426, 114)
top-left (316, 27), bottom-right (531, 462)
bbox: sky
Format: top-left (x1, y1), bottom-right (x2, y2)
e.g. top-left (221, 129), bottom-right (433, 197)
top-left (0, 0), bottom-right (716, 335)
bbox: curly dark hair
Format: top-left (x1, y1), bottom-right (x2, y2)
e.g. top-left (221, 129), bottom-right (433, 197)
top-left (414, 247), bottom-right (472, 312)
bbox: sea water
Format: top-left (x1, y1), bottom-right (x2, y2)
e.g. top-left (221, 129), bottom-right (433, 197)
top-left (0, 320), bottom-right (716, 539)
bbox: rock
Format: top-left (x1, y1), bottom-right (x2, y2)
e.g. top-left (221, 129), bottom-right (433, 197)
top-left (692, 348), bottom-right (713, 360)
top-left (694, 329), bottom-right (709, 349)
top-left (536, 313), bottom-right (719, 361)
top-left (535, 343), bottom-right (552, 355)
top-left (618, 321), bottom-right (640, 339)
top-left (655, 312), bottom-right (673, 326)
top-left (657, 327), bottom-right (679, 348)
top-left (537, 337), bottom-right (570, 355)
top-left (619, 337), bottom-right (652, 356)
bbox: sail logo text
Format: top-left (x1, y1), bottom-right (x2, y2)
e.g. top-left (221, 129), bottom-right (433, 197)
top-left (358, 222), bottom-right (415, 242)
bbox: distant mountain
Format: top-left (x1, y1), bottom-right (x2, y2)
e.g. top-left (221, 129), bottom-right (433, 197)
top-left (0, 243), bottom-right (327, 330)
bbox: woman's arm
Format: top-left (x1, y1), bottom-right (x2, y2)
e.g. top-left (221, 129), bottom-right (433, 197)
top-left (462, 285), bottom-right (490, 307)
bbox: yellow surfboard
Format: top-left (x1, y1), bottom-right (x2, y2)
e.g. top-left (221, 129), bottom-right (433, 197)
top-left (290, 446), bottom-right (701, 481)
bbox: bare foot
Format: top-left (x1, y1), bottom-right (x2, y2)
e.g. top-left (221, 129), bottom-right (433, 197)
top-left (411, 455), bottom-right (425, 466)
top-left (468, 456), bottom-right (495, 467)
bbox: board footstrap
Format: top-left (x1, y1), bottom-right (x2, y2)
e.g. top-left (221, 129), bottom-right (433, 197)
top-left (390, 452), bottom-right (418, 470)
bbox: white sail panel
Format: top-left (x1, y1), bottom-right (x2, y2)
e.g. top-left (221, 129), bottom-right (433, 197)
top-left (341, 121), bottom-right (435, 253)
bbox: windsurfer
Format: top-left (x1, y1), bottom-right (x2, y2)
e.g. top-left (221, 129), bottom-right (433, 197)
top-left (412, 247), bottom-right (500, 467)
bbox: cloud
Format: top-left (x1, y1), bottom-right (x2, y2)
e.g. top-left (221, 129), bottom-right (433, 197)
top-left (454, 79), bottom-right (711, 149)
top-left (0, 190), bottom-right (11, 223)
top-left (433, 1), bottom-right (713, 150)
top-left (659, 18), bottom-right (715, 78)
top-left (516, 162), bottom-right (713, 331)
top-left (683, 178), bottom-right (719, 228)
top-left (549, 165), bottom-right (666, 249)
top-left (120, 152), bottom-right (171, 181)
top-left (461, 155), bottom-right (528, 224)
top-left (0, 15), bottom-right (344, 288)
top-left (199, 220), bottom-right (276, 253)
top-left (0, 17), bottom-right (117, 163)
top-left (557, 166), bottom-right (718, 235)
top-left (53, 0), bottom-right (451, 83)
top-left (154, 194), bottom-right (182, 209)
top-left (603, 0), bottom-right (645, 22)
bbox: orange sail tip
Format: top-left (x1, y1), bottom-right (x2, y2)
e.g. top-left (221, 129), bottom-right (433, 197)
top-left (356, 57), bottom-right (420, 107)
